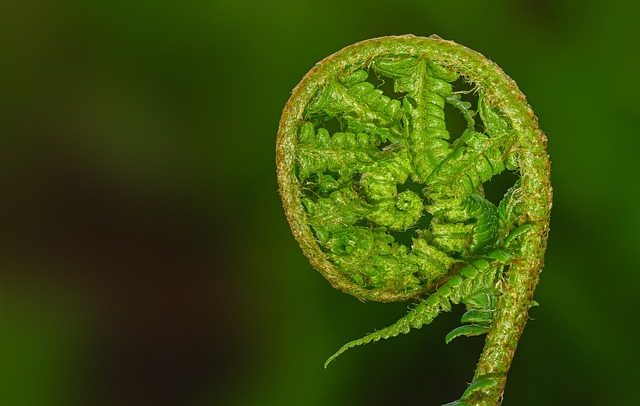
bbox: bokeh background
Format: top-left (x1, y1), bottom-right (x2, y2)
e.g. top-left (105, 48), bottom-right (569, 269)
top-left (2, 1), bottom-right (639, 405)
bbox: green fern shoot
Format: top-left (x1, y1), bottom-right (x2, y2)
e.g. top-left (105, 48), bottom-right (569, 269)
top-left (276, 35), bottom-right (552, 406)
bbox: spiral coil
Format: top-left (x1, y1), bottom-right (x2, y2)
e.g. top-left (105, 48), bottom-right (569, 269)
top-left (277, 35), bottom-right (551, 406)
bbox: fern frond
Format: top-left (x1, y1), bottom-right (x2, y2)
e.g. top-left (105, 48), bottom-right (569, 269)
top-left (374, 57), bottom-right (455, 181)
top-left (446, 92), bottom-right (476, 130)
top-left (426, 131), bottom-right (513, 200)
top-left (340, 69), bottom-right (404, 122)
top-left (306, 77), bottom-right (404, 142)
top-left (445, 325), bottom-right (490, 344)
top-left (296, 122), bottom-right (381, 181)
top-left (325, 255), bottom-right (505, 367)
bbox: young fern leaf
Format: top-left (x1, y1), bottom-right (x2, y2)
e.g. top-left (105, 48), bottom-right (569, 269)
top-left (324, 254), bottom-right (506, 368)
top-left (276, 35), bottom-right (552, 406)
top-left (446, 285), bottom-right (501, 345)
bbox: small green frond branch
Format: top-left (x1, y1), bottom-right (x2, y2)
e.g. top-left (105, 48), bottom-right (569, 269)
top-left (276, 35), bottom-right (551, 406)
top-left (325, 254), bottom-right (506, 369)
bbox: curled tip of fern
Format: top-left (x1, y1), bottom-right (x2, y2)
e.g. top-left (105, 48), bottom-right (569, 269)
top-left (278, 35), bottom-right (551, 405)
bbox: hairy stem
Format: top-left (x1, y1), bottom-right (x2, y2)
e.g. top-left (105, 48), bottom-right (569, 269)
top-left (470, 257), bottom-right (544, 405)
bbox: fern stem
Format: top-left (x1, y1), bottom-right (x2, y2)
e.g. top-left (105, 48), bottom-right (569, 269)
top-left (465, 72), bottom-right (551, 404)
top-left (470, 257), bottom-right (543, 405)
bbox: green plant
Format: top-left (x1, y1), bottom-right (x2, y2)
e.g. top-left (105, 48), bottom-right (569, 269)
top-left (276, 35), bottom-right (551, 406)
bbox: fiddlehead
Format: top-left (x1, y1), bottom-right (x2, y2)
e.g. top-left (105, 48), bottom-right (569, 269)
top-left (276, 35), bottom-right (551, 406)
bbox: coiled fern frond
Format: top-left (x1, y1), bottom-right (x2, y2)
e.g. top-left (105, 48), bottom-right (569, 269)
top-left (276, 35), bottom-right (552, 406)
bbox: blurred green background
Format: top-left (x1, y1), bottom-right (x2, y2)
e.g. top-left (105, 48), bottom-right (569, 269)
top-left (1, 0), bottom-right (639, 405)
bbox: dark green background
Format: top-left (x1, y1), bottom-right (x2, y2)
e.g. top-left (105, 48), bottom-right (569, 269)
top-left (2, 1), bottom-right (638, 405)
